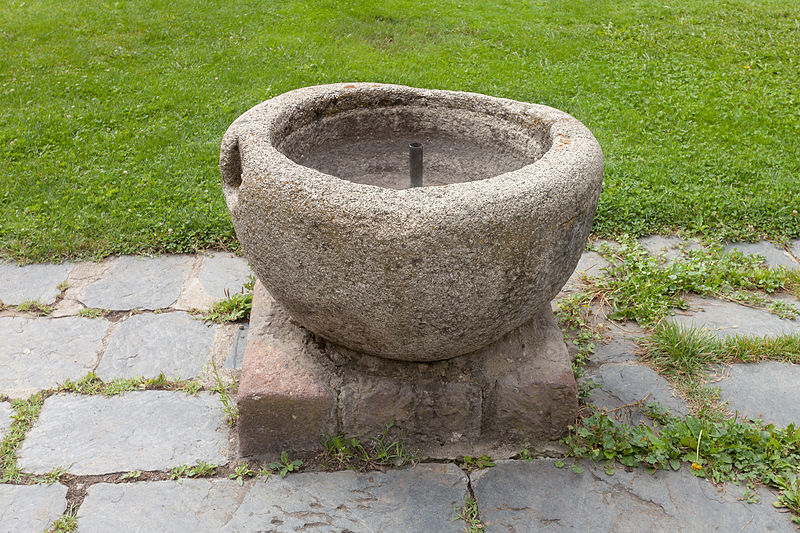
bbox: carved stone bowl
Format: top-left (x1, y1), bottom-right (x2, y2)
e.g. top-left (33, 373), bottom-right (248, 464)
top-left (221, 83), bottom-right (603, 361)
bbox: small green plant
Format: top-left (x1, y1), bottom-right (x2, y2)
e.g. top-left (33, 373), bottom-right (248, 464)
top-left (258, 465), bottom-right (272, 482)
top-left (452, 496), bottom-right (484, 532)
top-left (269, 451), bottom-right (302, 478)
top-left (42, 466), bottom-right (69, 485)
top-left (120, 470), bottom-right (141, 480)
top-left (78, 307), bottom-right (105, 318)
top-left (210, 361), bottom-right (238, 426)
top-left (518, 448), bottom-right (534, 462)
top-left (1, 393), bottom-right (45, 483)
top-left (57, 281), bottom-right (71, 292)
top-left (462, 455), bottom-right (495, 472)
top-left (321, 425), bottom-right (415, 471)
top-left (230, 462), bottom-right (255, 485)
top-left (559, 238), bottom-right (800, 330)
top-left (48, 504), bottom-right (78, 532)
top-left (775, 475), bottom-right (800, 525)
top-left (188, 461), bottom-right (217, 478)
top-left (16, 300), bottom-right (53, 316)
top-left (170, 464), bottom-right (190, 480)
top-left (203, 277), bottom-right (255, 324)
top-left (57, 372), bottom-right (200, 397)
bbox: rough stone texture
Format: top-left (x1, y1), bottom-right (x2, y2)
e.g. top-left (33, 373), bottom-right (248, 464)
top-left (17, 391), bottom-right (229, 475)
top-left (639, 235), bottom-right (702, 261)
top-left (223, 324), bottom-right (248, 369)
top-left (0, 261), bottom-right (73, 306)
top-left (0, 316), bottom-right (109, 398)
top-left (0, 402), bottom-right (11, 438)
top-left (77, 464), bottom-right (467, 533)
top-left (715, 361), bottom-right (800, 426)
top-left (239, 283), bottom-right (576, 455)
top-left (591, 338), bottom-right (637, 364)
top-left (472, 459), bottom-right (795, 532)
top-left (725, 241), bottom-right (799, 268)
top-left (669, 296), bottom-right (800, 338)
top-left (237, 283), bottom-right (337, 455)
top-left (96, 312), bottom-right (216, 380)
top-left (0, 484), bottom-right (68, 533)
top-left (339, 375), bottom-right (483, 445)
top-left (586, 363), bottom-right (688, 425)
top-left (222, 82), bottom-right (603, 361)
top-left (79, 255), bottom-right (192, 310)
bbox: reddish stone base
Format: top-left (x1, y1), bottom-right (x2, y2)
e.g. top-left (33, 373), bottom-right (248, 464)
top-left (237, 282), bottom-right (577, 458)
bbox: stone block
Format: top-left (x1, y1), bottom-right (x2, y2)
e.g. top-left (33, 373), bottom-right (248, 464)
top-left (17, 391), bottom-right (229, 475)
top-left (725, 241), bottom-right (798, 268)
top-left (714, 361), bottom-right (800, 426)
top-left (238, 283), bottom-right (576, 455)
top-left (0, 484), bottom-right (68, 533)
top-left (472, 459), bottom-right (795, 532)
top-left (79, 255), bottom-right (192, 310)
top-left (0, 316), bottom-right (109, 398)
top-left (77, 464), bottom-right (467, 532)
top-left (340, 375), bottom-right (482, 444)
top-left (668, 296), bottom-right (800, 338)
top-left (0, 402), bottom-right (11, 437)
top-left (237, 282), bottom-right (337, 456)
top-left (96, 311), bottom-right (216, 380)
top-left (0, 261), bottom-right (73, 306)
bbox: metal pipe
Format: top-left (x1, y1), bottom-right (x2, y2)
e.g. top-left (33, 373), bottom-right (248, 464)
top-left (409, 142), bottom-right (423, 188)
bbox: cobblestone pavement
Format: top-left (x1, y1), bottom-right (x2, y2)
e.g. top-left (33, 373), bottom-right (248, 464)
top-left (1, 242), bottom-right (800, 532)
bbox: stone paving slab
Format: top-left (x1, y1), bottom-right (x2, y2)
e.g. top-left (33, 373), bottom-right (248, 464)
top-left (472, 459), bottom-right (794, 532)
top-left (591, 338), bottom-right (637, 364)
top-left (714, 361), bottom-right (800, 426)
top-left (0, 483), bottom-right (68, 533)
top-left (725, 242), bottom-right (798, 269)
top-left (96, 312), bottom-right (216, 380)
top-left (0, 261), bottom-right (73, 306)
top-left (17, 391), bottom-right (229, 475)
top-left (77, 464), bottom-right (467, 533)
top-left (668, 296), bottom-right (800, 338)
top-left (79, 255), bottom-right (193, 310)
top-left (198, 252), bottom-right (252, 301)
top-left (0, 316), bottom-right (109, 398)
top-left (585, 363), bottom-right (688, 425)
top-left (0, 402), bottom-right (12, 438)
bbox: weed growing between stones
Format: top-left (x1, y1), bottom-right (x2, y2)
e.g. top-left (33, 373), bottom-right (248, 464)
top-left (563, 410), bottom-right (800, 525)
top-left (559, 236), bottom-right (800, 328)
top-left (171, 461), bottom-right (218, 480)
top-left (77, 307), bottom-right (106, 319)
top-left (269, 451), bottom-right (303, 478)
top-left (202, 276), bottom-right (255, 324)
top-left (462, 455), bottom-right (495, 473)
top-left (58, 372), bottom-right (201, 397)
top-left (47, 504), bottom-right (78, 533)
top-left (210, 361), bottom-right (238, 426)
top-left (320, 425), bottom-right (416, 471)
top-left (13, 300), bottom-right (54, 316)
top-left (453, 496), bottom-right (484, 532)
top-left (229, 462), bottom-right (256, 485)
top-left (0, 393), bottom-right (45, 483)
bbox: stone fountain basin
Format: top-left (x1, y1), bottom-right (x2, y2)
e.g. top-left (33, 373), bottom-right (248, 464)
top-left (221, 83), bottom-right (603, 362)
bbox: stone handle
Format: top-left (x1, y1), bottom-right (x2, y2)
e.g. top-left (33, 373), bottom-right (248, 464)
top-left (220, 136), bottom-right (243, 190)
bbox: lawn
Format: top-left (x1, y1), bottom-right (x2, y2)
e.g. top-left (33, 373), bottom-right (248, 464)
top-left (1, 0), bottom-right (799, 262)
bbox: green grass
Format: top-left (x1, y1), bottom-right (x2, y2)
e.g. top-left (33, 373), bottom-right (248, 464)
top-left (2, 0), bottom-right (799, 262)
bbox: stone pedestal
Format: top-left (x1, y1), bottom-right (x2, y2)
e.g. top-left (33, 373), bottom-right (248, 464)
top-left (237, 282), bottom-right (577, 457)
